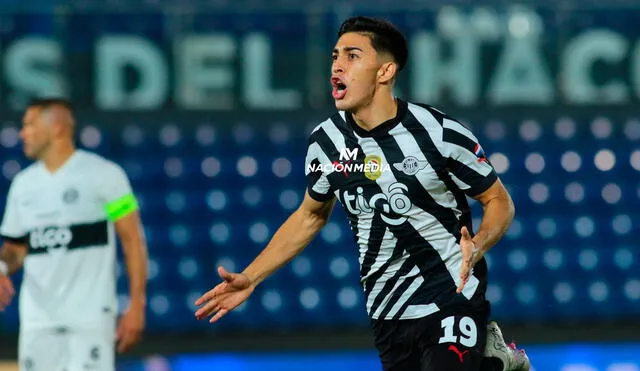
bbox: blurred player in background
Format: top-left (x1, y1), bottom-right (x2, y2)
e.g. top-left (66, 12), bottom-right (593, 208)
top-left (195, 17), bottom-right (529, 371)
top-left (0, 99), bottom-right (148, 370)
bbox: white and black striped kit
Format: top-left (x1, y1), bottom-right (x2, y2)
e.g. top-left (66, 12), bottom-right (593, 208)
top-left (305, 99), bottom-right (497, 320)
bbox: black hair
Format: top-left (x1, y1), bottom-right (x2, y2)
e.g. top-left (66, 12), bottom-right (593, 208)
top-left (28, 97), bottom-right (73, 111)
top-left (338, 16), bottom-right (408, 71)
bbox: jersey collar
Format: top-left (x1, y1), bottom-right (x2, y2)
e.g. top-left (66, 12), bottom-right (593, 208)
top-left (41, 149), bottom-right (82, 177)
top-left (345, 98), bottom-right (408, 138)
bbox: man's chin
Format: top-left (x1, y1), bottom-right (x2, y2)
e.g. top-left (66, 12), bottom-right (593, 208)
top-left (23, 149), bottom-right (37, 160)
top-left (334, 99), bottom-right (352, 111)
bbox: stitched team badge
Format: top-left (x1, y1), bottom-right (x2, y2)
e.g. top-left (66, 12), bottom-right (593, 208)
top-left (62, 187), bottom-right (79, 204)
top-left (364, 155), bottom-right (383, 180)
top-left (393, 156), bottom-right (428, 176)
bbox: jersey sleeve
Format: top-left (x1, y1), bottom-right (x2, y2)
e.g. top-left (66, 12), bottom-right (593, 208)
top-left (0, 179), bottom-right (28, 242)
top-left (98, 163), bottom-right (139, 221)
top-left (304, 139), bottom-right (335, 202)
top-left (440, 119), bottom-right (498, 197)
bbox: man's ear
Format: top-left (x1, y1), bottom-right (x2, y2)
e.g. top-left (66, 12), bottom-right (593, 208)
top-left (377, 62), bottom-right (397, 84)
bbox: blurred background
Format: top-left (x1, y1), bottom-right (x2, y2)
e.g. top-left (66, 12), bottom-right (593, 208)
top-left (0, 0), bottom-right (639, 370)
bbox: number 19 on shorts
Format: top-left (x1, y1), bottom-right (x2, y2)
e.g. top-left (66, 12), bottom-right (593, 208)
top-left (438, 316), bottom-right (478, 347)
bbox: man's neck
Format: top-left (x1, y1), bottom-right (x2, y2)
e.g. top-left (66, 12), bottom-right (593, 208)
top-left (351, 94), bottom-right (398, 131)
top-left (42, 144), bottom-right (76, 173)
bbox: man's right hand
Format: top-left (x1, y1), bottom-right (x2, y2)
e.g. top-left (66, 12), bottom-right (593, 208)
top-left (0, 274), bottom-right (15, 311)
top-left (194, 266), bottom-right (254, 323)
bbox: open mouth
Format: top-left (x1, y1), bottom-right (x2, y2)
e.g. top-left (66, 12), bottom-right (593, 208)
top-left (331, 77), bottom-right (347, 100)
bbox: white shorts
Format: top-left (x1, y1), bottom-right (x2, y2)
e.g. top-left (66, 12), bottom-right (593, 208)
top-left (18, 323), bottom-right (115, 371)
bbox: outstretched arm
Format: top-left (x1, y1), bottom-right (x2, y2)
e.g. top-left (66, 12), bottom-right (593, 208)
top-left (195, 192), bottom-right (336, 323)
top-left (243, 192), bottom-right (336, 286)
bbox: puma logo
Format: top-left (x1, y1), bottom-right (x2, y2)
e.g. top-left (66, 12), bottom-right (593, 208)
top-left (448, 344), bottom-right (470, 363)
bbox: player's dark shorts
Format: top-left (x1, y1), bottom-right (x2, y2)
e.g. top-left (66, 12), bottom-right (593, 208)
top-left (371, 302), bottom-right (490, 371)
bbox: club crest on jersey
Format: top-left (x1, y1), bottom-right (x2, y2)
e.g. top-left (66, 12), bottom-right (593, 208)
top-left (90, 346), bottom-right (100, 361)
top-left (393, 156), bottom-right (428, 176)
top-left (474, 143), bottom-right (488, 162)
top-left (63, 187), bottom-right (79, 204)
top-left (364, 155), bottom-right (383, 180)
top-left (23, 358), bottom-right (33, 371)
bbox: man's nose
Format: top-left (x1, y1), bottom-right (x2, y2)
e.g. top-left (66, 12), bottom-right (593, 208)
top-left (332, 60), bottom-right (344, 74)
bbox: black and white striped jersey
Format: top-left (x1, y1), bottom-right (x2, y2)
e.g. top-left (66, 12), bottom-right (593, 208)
top-left (305, 99), bottom-right (497, 321)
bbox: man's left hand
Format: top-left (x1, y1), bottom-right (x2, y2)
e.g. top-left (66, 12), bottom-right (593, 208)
top-left (457, 226), bottom-right (483, 294)
top-left (116, 302), bottom-right (145, 353)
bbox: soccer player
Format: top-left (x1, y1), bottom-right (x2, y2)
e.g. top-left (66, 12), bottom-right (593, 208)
top-left (194, 17), bottom-right (529, 371)
top-left (0, 99), bottom-right (148, 370)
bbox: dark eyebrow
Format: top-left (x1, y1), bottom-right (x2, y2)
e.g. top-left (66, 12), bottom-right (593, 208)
top-left (332, 46), bottom-right (364, 54)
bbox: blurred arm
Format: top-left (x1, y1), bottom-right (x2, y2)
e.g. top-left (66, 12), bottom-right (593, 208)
top-left (0, 179), bottom-right (27, 276)
top-left (0, 241), bottom-right (27, 275)
top-left (115, 211), bottom-right (148, 308)
top-left (242, 192), bottom-right (336, 287)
